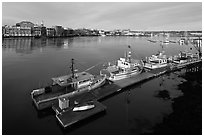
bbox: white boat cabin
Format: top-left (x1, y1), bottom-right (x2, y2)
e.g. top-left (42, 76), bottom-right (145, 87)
top-left (117, 57), bottom-right (142, 69)
top-left (51, 72), bottom-right (94, 90)
top-left (179, 52), bottom-right (199, 59)
top-left (147, 52), bottom-right (167, 64)
top-left (71, 72), bottom-right (94, 89)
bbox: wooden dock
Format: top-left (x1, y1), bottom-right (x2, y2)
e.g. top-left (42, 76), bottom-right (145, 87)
top-left (54, 100), bottom-right (106, 128)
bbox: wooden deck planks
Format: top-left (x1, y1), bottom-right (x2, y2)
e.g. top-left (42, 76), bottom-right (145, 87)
top-left (56, 101), bottom-right (106, 128)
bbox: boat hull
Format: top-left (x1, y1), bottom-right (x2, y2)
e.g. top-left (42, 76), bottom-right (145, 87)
top-left (108, 69), bottom-right (142, 81)
top-left (144, 63), bottom-right (168, 70)
top-left (31, 75), bottom-right (107, 110)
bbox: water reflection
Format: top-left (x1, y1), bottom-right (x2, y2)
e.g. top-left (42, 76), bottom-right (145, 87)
top-left (152, 64), bottom-right (202, 134)
top-left (2, 37), bottom-right (75, 54)
top-left (155, 90), bottom-right (171, 100)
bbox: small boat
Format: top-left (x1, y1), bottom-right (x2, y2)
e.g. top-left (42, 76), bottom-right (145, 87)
top-left (73, 102), bottom-right (95, 112)
top-left (147, 39), bottom-right (157, 43)
top-left (169, 40), bottom-right (177, 43)
top-left (144, 51), bottom-right (168, 70)
top-left (101, 45), bottom-right (144, 81)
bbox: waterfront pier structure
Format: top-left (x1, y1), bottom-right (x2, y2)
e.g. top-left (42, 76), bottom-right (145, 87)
top-left (31, 57), bottom-right (202, 128)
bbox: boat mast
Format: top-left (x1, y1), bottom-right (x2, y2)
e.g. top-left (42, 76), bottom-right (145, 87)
top-left (70, 58), bottom-right (75, 78)
top-left (128, 45), bottom-right (131, 63)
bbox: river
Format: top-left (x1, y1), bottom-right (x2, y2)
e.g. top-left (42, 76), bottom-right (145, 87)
top-left (2, 36), bottom-right (201, 134)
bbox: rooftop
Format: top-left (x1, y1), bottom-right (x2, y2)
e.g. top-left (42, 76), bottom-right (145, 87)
top-left (72, 72), bottom-right (94, 82)
top-left (52, 72), bottom-right (94, 86)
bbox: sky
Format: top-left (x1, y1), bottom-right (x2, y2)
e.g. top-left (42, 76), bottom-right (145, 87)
top-left (2, 2), bottom-right (202, 31)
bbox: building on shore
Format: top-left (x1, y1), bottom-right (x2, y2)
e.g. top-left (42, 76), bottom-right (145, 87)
top-left (2, 21), bottom-right (34, 37)
top-left (16, 21), bottom-right (34, 28)
top-left (33, 21), bottom-right (47, 37)
top-left (53, 25), bottom-right (64, 37)
top-left (3, 25), bottom-right (32, 37)
top-left (46, 27), bottom-right (56, 37)
top-left (33, 25), bottom-right (41, 37)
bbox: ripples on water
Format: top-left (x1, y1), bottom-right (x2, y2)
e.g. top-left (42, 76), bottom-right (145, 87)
top-left (2, 37), bottom-right (201, 134)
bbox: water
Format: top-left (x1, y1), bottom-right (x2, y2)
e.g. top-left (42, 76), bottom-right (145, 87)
top-left (2, 36), bottom-right (201, 134)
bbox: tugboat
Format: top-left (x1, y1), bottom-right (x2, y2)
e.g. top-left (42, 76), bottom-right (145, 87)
top-left (101, 45), bottom-right (144, 81)
top-left (170, 51), bottom-right (200, 65)
top-left (31, 59), bottom-right (106, 102)
top-left (144, 51), bottom-right (168, 70)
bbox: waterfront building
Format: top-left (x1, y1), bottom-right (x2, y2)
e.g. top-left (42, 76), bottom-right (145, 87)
top-left (4, 26), bottom-right (32, 37)
top-left (99, 30), bottom-right (105, 36)
top-left (105, 31), bottom-right (114, 36)
top-left (2, 26), bottom-right (7, 37)
top-left (46, 27), bottom-right (55, 37)
top-left (63, 28), bottom-right (68, 37)
top-left (33, 25), bottom-right (41, 37)
top-left (122, 29), bottom-right (130, 34)
top-left (41, 26), bottom-right (47, 37)
top-left (2, 21), bottom-right (34, 37)
top-left (39, 21), bottom-right (47, 37)
top-left (53, 25), bottom-right (64, 37)
top-left (2, 26), bottom-right (11, 37)
top-left (16, 21), bottom-right (34, 28)
top-left (113, 30), bottom-right (122, 36)
top-left (33, 22), bottom-right (47, 37)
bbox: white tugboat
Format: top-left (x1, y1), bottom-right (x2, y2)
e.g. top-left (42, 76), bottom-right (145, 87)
top-left (144, 51), bottom-right (168, 70)
top-left (101, 45), bottom-right (144, 81)
top-left (168, 51), bottom-right (200, 69)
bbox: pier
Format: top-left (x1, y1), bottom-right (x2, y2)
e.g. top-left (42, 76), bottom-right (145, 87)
top-left (32, 58), bottom-right (202, 128)
top-left (53, 100), bottom-right (106, 128)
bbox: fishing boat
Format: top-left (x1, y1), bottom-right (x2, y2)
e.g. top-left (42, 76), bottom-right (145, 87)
top-left (171, 51), bottom-right (200, 64)
top-left (72, 101), bottom-right (95, 112)
top-left (144, 51), bottom-right (168, 70)
top-left (31, 59), bottom-right (107, 99)
top-left (101, 45), bottom-right (144, 81)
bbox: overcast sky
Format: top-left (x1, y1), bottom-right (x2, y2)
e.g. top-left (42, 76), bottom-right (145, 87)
top-left (2, 2), bottom-right (202, 31)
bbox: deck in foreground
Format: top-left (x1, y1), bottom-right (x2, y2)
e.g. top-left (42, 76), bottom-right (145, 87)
top-left (54, 100), bottom-right (106, 128)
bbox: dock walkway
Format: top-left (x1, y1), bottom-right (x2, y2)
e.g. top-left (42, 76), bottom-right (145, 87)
top-left (55, 101), bottom-right (106, 128)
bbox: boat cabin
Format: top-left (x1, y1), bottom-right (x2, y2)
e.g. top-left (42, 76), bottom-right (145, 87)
top-left (51, 72), bottom-right (94, 90)
top-left (71, 72), bottom-right (94, 89)
top-left (179, 52), bottom-right (199, 59)
top-left (117, 58), bottom-right (141, 69)
top-left (148, 52), bottom-right (167, 64)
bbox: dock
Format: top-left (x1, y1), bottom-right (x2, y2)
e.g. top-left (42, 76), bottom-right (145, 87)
top-left (31, 59), bottom-right (202, 128)
top-left (53, 100), bottom-right (106, 128)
